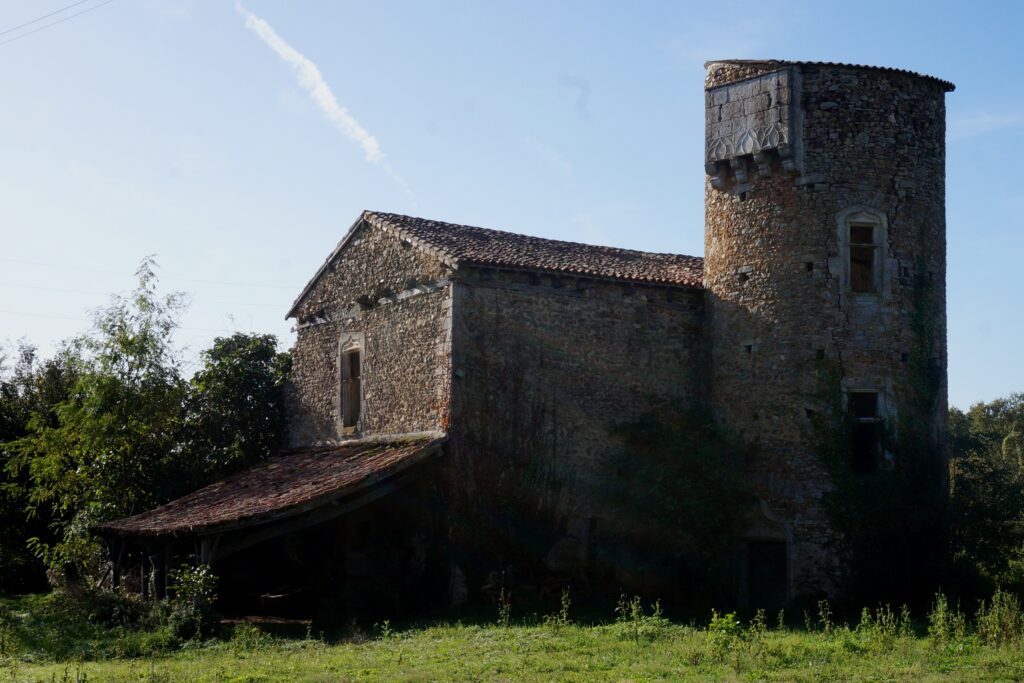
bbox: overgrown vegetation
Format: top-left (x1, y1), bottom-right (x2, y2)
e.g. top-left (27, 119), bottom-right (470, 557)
top-left (5, 592), bottom-right (1024, 681)
top-left (0, 259), bottom-right (290, 592)
top-left (607, 404), bottom-right (753, 606)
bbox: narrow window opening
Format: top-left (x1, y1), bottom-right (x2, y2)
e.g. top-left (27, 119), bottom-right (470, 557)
top-left (738, 191), bottom-right (749, 201)
top-left (849, 391), bottom-right (880, 474)
top-left (744, 344), bottom-right (753, 355)
top-left (805, 261), bottom-right (814, 272)
top-left (816, 348), bottom-right (826, 360)
top-left (341, 348), bottom-right (361, 431)
top-left (849, 223), bottom-right (877, 293)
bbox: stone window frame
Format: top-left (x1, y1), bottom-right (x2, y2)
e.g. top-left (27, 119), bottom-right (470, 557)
top-left (336, 332), bottom-right (365, 437)
top-left (835, 206), bottom-right (889, 298)
top-left (841, 382), bottom-right (896, 472)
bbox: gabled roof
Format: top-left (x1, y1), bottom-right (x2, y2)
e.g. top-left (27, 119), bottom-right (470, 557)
top-left (95, 436), bottom-right (445, 538)
top-left (286, 211), bottom-right (704, 319)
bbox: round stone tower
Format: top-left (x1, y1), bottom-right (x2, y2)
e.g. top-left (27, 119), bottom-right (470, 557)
top-left (702, 60), bottom-right (954, 603)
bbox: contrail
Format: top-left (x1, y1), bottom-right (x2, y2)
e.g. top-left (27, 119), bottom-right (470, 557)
top-left (236, 2), bottom-right (414, 202)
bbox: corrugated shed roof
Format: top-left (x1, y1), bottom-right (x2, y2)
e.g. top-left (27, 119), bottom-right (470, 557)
top-left (705, 59), bottom-right (955, 92)
top-left (286, 211), bottom-right (704, 318)
top-left (95, 436), bottom-right (445, 538)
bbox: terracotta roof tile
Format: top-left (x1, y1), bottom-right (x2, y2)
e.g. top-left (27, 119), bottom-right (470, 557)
top-left (95, 437), bottom-right (444, 538)
top-left (286, 212), bottom-right (704, 318)
top-left (365, 211), bottom-right (705, 287)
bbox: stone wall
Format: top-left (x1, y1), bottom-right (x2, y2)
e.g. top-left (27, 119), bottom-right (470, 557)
top-left (446, 267), bottom-right (705, 587)
top-left (703, 61), bottom-right (950, 598)
top-left (286, 219), bottom-right (453, 446)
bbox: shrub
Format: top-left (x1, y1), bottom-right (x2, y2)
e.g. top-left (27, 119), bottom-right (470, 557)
top-left (976, 588), bottom-right (1023, 647)
top-left (706, 609), bottom-right (744, 653)
top-left (168, 563), bottom-right (217, 641)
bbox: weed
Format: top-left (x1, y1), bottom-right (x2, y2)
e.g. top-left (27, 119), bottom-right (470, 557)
top-left (375, 619), bottom-right (393, 640)
top-left (706, 609), bottom-right (744, 654)
top-left (976, 588), bottom-right (1023, 647)
top-left (496, 581), bottom-right (512, 628)
top-left (817, 600), bottom-right (834, 636)
top-left (543, 588), bottom-right (571, 630)
top-left (614, 594), bottom-right (669, 643)
top-left (927, 592), bottom-right (968, 650)
top-left (230, 623), bottom-right (270, 652)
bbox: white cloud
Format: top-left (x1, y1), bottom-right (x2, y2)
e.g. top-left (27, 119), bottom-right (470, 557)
top-left (236, 3), bottom-right (414, 202)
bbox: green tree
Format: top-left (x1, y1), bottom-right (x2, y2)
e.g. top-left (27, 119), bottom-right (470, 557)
top-left (948, 395), bottom-right (1024, 593)
top-left (180, 332), bottom-right (290, 489)
top-left (7, 258), bottom-right (188, 581)
top-left (0, 342), bottom-right (78, 591)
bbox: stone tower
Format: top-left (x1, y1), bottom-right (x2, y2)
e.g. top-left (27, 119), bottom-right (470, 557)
top-left (702, 60), bottom-right (954, 603)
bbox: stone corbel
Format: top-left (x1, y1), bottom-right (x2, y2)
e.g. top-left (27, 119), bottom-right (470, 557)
top-left (753, 151), bottom-right (772, 177)
top-left (730, 157), bottom-right (749, 184)
top-left (705, 160), bottom-right (728, 190)
top-left (778, 144), bottom-right (797, 173)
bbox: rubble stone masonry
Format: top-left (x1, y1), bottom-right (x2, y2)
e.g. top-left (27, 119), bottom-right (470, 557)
top-left (703, 61), bottom-right (950, 596)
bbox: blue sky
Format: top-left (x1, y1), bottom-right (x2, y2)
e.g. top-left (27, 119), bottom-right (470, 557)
top-left (0, 0), bottom-right (1020, 408)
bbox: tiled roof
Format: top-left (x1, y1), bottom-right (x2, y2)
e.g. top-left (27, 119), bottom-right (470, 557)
top-left (705, 59), bottom-right (955, 92)
top-left (286, 212), bottom-right (704, 318)
top-left (95, 436), bottom-right (445, 538)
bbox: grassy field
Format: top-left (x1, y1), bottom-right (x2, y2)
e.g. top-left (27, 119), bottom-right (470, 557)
top-left (2, 594), bottom-right (1023, 682)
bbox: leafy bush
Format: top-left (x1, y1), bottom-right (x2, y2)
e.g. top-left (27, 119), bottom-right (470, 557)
top-left (706, 609), bottom-right (744, 653)
top-left (168, 564), bottom-right (217, 641)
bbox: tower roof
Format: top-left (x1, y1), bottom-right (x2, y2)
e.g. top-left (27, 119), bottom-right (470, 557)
top-left (705, 59), bottom-right (955, 92)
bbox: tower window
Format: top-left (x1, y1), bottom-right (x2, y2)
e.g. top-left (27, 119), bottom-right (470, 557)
top-left (849, 224), bottom-right (877, 293)
top-left (341, 347), bottom-right (362, 433)
top-left (836, 207), bottom-right (888, 296)
top-left (849, 391), bottom-right (881, 474)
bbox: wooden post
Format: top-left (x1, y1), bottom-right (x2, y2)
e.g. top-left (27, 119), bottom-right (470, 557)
top-left (111, 539), bottom-right (124, 590)
top-left (141, 552), bottom-right (150, 600)
top-left (152, 548), bottom-right (167, 601)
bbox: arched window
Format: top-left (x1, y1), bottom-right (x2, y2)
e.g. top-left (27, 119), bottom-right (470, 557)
top-left (836, 206), bottom-right (888, 295)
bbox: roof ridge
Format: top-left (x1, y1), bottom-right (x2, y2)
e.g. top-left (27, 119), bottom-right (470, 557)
top-left (364, 210), bottom-right (701, 260)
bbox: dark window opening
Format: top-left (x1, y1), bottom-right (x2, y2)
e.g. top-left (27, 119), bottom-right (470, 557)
top-left (849, 391), bottom-right (880, 474)
top-left (341, 349), bottom-right (361, 430)
top-left (805, 261), bottom-right (814, 272)
top-left (849, 224), bottom-right (877, 293)
top-left (737, 271), bottom-right (750, 283)
top-left (747, 541), bottom-right (787, 610)
top-left (849, 391), bottom-right (878, 419)
top-left (739, 191), bottom-right (749, 201)
top-left (744, 344), bottom-right (753, 355)
top-left (816, 348), bottom-right (826, 360)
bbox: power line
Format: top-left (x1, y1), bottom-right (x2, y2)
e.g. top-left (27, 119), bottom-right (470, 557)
top-left (0, 308), bottom-right (241, 335)
top-left (0, 0), bottom-right (117, 48)
top-left (0, 258), bottom-right (295, 290)
top-left (0, 281), bottom-right (285, 308)
top-left (0, 0), bottom-right (95, 37)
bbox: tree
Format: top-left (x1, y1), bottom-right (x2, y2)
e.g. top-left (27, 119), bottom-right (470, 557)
top-left (180, 332), bottom-right (290, 490)
top-left (949, 395), bottom-right (1024, 594)
top-left (7, 258), bottom-right (188, 581)
top-left (0, 342), bottom-right (79, 591)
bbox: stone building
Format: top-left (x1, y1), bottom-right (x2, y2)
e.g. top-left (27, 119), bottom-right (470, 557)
top-left (100, 60), bottom-right (954, 614)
